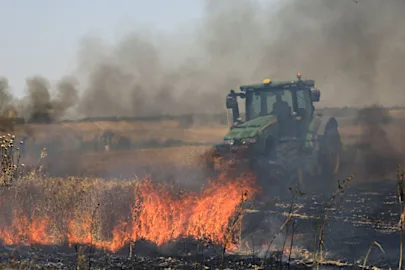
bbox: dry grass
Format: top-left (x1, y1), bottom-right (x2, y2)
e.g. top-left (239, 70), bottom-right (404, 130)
top-left (8, 120), bottom-right (228, 145)
top-left (0, 170), bottom-right (257, 258)
top-left (0, 107), bottom-right (403, 268)
top-left (75, 145), bottom-right (215, 180)
top-left (81, 145), bottom-right (212, 169)
top-left (0, 175), bottom-right (137, 248)
top-left (6, 108), bottom-right (405, 145)
top-left (390, 109), bottom-right (405, 119)
top-left (5, 109), bottom-right (403, 181)
top-left (2, 108), bottom-right (404, 155)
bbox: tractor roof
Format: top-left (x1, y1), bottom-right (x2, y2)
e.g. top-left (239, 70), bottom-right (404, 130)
top-left (240, 78), bottom-right (315, 92)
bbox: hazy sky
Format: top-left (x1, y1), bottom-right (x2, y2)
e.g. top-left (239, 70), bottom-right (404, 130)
top-left (2, 0), bottom-right (404, 111)
top-left (0, 0), bottom-right (207, 97)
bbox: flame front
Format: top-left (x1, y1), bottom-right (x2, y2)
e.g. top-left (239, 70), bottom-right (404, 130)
top-left (0, 172), bottom-right (257, 252)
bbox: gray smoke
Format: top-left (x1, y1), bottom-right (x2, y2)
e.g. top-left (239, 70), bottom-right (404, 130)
top-left (260, 0), bottom-right (405, 107)
top-left (0, 77), bottom-right (13, 115)
top-left (25, 76), bottom-right (52, 120)
top-left (352, 105), bottom-right (403, 178)
top-left (73, 0), bottom-right (405, 118)
top-left (3, 0), bottom-right (405, 119)
top-left (15, 76), bottom-right (79, 122)
top-left (53, 76), bottom-right (79, 119)
top-left (75, 31), bottom-right (223, 117)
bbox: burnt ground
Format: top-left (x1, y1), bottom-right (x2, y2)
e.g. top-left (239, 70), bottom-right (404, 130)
top-left (0, 180), bottom-right (402, 269)
top-left (259, 180), bottom-right (402, 269)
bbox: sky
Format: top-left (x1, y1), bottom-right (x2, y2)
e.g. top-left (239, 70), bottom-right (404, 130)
top-left (2, 0), bottom-right (405, 113)
top-left (0, 0), bottom-right (208, 97)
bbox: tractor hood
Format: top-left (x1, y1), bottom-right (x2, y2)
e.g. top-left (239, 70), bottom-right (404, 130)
top-left (223, 115), bottom-right (277, 140)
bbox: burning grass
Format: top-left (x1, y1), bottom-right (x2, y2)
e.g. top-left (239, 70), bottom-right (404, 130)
top-left (0, 172), bottom-right (257, 254)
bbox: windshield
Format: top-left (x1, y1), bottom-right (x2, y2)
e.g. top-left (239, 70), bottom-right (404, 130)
top-left (249, 89), bottom-right (294, 119)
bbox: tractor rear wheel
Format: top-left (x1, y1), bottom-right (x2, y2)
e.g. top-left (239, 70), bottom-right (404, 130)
top-left (250, 156), bottom-right (293, 199)
top-left (317, 118), bottom-right (343, 193)
top-left (253, 139), bottom-right (303, 198)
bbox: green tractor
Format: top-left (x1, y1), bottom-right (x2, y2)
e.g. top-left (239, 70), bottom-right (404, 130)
top-left (210, 73), bottom-right (342, 197)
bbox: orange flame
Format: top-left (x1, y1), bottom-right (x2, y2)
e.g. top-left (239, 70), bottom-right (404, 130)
top-left (0, 172), bottom-right (257, 252)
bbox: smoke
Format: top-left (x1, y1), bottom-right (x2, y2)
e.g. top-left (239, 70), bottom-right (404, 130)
top-left (70, 0), bottom-right (405, 117)
top-left (2, 0), bottom-right (405, 120)
top-left (0, 77), bottom-right (13, 115)
top-left (74, 31), bottom-right (222, 117)
top-left (261, 0), bottom-right (405, 107)
top-left (53, 76), bottom-right (80, 119)
top-left (349, 105), bottom-right (404, 179)
top-left (24, 76), bottom-right (52, 122)
top-left (16, 76), bottom-right (79, 122)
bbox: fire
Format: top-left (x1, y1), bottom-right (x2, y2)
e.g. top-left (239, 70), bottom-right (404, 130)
top-left (0, 172), bottom-right (257, 252)
top-left (0, 209), bottom-right (60, 246)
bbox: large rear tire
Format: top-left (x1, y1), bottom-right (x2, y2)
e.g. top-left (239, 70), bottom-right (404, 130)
top-left (250, 156), bottom-right (292, 199)
top-left (254, 139), bottom-right (303, 198)
top-left (318, 118), bottom-right (343, 193)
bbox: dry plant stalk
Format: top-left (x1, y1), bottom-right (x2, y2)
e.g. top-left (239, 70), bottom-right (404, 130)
top-left (88, 203), bottom-right (101, 270)
top-left (0, 133), bottom-right (48, 188)
top-left (261, 185), bottom-right (304, 268)
top-left (195, 237), bottom-right (210, 270)
top-left (361, 241), bottom-right (385, 269)
top-left (397, 166), bottom-right (405, 270)
top-left (314, 174), bottom-right (354, 269)
top-left (75, 245), bottom-right (88, 270)
top-left (279, 221), bottom-right (290, 264)
top-left (221, 190), bottom-right (249, 269)
top-left (0, 134), bottom-right (22, 186)
top-left (288, 219), bottom-right (296, 264)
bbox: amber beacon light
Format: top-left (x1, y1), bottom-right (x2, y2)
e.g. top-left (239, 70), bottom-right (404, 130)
top-left (262, 78), bottom-right (271, 84)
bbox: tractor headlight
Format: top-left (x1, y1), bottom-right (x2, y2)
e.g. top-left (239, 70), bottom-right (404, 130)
top-left (242, 137), bottom-right (257, 144)
top-left (225, 139), bottom-right (234, 145)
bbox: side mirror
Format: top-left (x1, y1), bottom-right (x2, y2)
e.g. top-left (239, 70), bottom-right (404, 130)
top-left (226, 90), bottom-right (238, 109)
top-left (311, 89), bottom-right (320, 102)
top-left (225, 90), bottom-right (240, 124)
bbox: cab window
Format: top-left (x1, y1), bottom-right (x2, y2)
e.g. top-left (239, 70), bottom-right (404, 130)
top-left (296, 89), bottom-right (312, 119)
top-left (250, 90), bottom-right (293, 118)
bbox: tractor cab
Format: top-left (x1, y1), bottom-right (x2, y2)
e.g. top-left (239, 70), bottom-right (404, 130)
top-left (214, 73), bottom-right (341, 198)
top-left (226, 72), bottom-right (321, 139)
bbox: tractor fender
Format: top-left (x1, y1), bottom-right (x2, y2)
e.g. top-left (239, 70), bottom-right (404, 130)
top-left (313, 114), bottom-right (339, 137)
top-left (305, 114), bottom-right (339, 151)
top-left (304, 115), bottom-right (342, 186)
top-left (322, 117), bottom-right (339, 134)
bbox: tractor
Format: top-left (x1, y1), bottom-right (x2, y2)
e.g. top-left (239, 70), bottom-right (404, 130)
top-left (209, 73), bottom-right (342, 198)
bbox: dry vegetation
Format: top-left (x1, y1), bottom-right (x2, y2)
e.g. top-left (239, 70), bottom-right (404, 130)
top-left (10, 120), bottom-right (228, 145)
top-left (0, 107), bottom-right (404, 269)
top-left (0, 107), bottom-right (404, 181)
top-left (2, 118), bottom-right (228, 179)
top-left (0, 136), bottom-right (258, 268)
top-left (80, 145), bottom-right (212, 172)
top-left (6, 108), bottom-right (404, 147)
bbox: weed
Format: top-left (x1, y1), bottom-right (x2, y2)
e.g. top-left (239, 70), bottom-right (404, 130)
top-left (221, 190), bottom-right (249, 269)
top-left (260, 185), bottom-right (304, 268)
top-left (397, 166), bottom-right (405, 270)
top-left (305, 174), bottom-right (354, 269)
top-left (361, 241), bottom-right (385, 269)
top-left (0, 134), bottom-right (22, 186)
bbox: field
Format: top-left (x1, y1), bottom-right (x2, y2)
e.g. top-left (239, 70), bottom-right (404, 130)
top-left (0, 107), bottom-right (405, 269)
